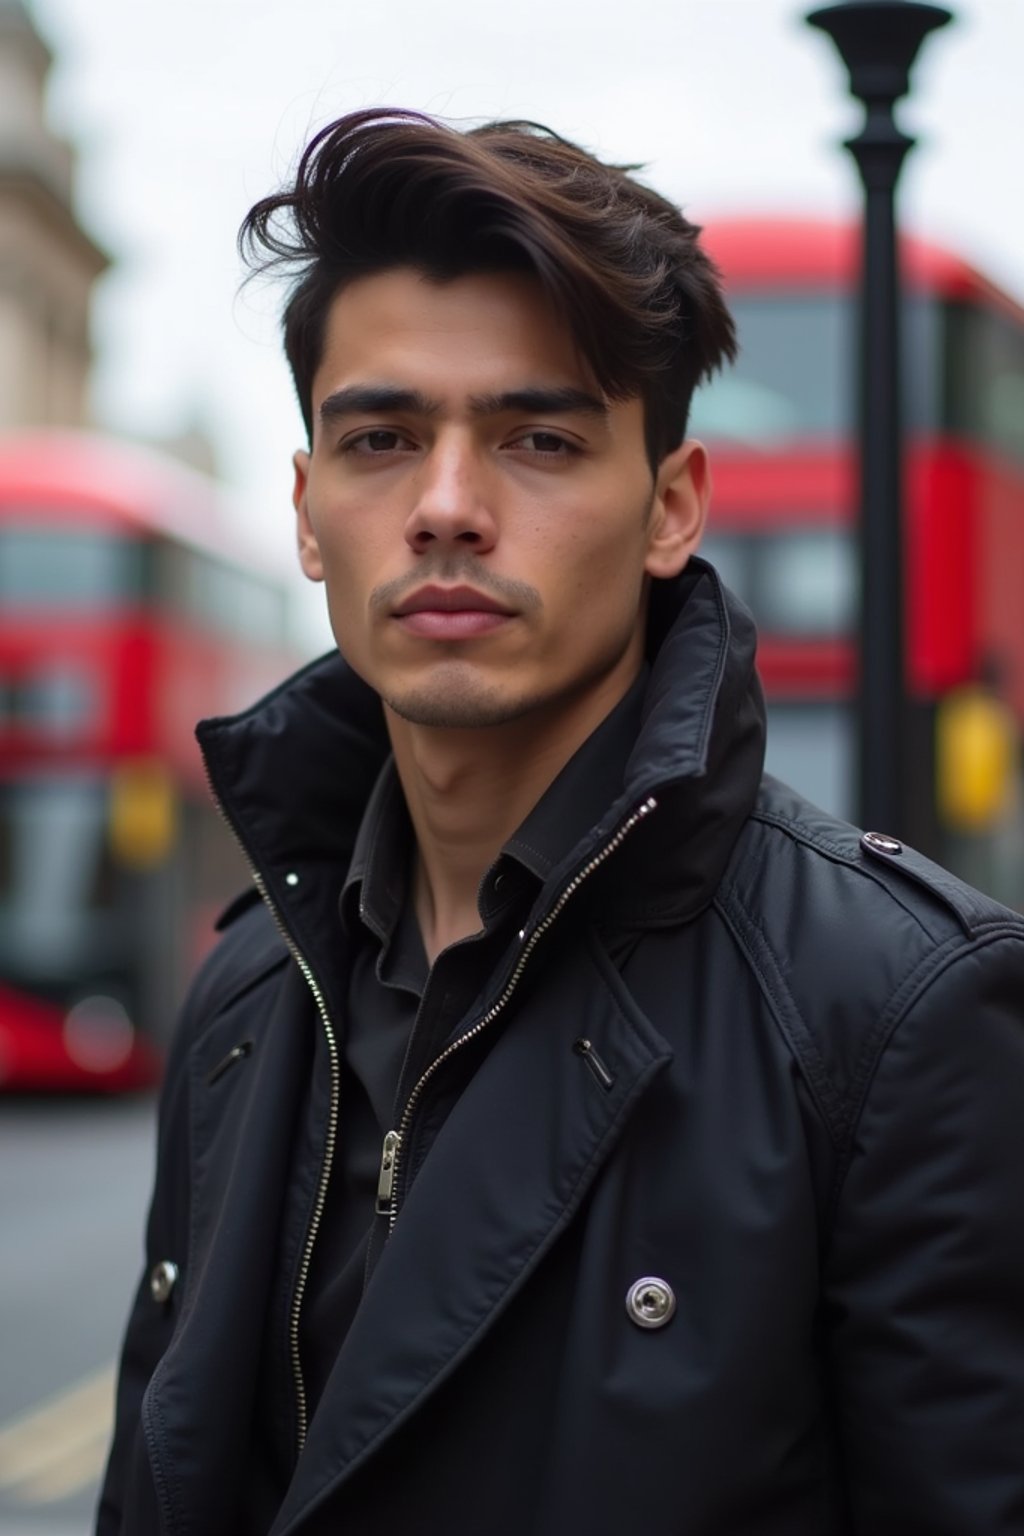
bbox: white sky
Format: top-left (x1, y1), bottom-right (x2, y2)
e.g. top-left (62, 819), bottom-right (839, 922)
top-left (27, 0), bottom-right (1024, 647)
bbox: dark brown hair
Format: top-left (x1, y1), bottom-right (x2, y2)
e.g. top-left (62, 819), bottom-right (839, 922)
top-left (239, 108), bottom-right (737, 466)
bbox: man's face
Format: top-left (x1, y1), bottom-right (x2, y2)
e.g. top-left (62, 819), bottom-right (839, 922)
top-left (294, 267), bottom-right (708, 731)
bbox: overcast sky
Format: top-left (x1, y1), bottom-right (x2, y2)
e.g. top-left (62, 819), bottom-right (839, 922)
top-left (28, 0), bottom-right (1024, 646)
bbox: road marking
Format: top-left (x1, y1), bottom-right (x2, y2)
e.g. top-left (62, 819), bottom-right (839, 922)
top-left (15, 1421), bottom-right (113, 1505)
top-left (0, 1364), bottom-right (115, 1504)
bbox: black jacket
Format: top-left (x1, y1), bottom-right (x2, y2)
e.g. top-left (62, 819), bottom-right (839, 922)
top-left (98, 562), bottom-right (1024, 1536)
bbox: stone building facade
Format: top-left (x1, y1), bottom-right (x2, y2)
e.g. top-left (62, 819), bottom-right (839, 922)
top-left (0, 0), bottom-right (107, 429)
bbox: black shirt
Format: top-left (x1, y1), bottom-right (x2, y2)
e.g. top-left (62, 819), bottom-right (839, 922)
top-left (299, 666), bottom-right (649, 1421)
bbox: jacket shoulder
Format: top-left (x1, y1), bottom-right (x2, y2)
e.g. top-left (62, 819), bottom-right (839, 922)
top-left (744, 774), bottom-right (1021, 941)
top-left (714, 774), bottom-right (1024, 1147)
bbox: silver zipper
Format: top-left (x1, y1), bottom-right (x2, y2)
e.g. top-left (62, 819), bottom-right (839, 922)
top-left (375, 1129), bottom-right (402, 1214)
top-left (202, 766), bottom-right (339, 1455)
top-left (377, 795), bottom-right (658, 1235)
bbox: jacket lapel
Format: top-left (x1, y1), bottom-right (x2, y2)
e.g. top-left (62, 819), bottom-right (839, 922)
top-left (271, 936), bottom-right (671, 1535)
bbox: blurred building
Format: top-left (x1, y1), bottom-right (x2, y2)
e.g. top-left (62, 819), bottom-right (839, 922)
top-left (0, 0), bottom-right (107, 428)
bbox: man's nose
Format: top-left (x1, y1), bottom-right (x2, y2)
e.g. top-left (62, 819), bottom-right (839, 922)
top-left (404, 437), bottom-right (497, 554)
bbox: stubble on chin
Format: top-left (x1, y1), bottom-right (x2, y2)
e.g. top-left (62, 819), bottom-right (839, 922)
top-left (382, 673), bottom-right (531, 730)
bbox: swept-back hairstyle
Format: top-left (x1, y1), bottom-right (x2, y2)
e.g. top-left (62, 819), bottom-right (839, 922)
top-left (240, 108), bottom-right (737, 466)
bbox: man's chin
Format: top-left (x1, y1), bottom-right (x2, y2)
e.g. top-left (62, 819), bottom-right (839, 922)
top-left (382, 680), bottom-right (536, 730)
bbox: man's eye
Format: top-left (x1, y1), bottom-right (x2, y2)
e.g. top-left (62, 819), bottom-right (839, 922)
top-left (346, 429), bottom-right (409, 455)
top-left (514, 432), bottom-right (575, 456)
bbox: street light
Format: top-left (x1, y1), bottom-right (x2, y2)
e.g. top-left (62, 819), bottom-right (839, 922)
top-left (806, 0), bottom-right (952, 835)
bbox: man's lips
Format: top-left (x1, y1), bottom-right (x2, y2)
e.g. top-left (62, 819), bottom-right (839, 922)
top-left (391, 585), bottom-right (516, 639)
top-left (392, 585), bottom-right (515, 617)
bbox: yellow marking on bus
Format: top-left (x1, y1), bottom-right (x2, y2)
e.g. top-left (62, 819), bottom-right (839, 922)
top-left (0, 1364), bottom-right (114, 1503)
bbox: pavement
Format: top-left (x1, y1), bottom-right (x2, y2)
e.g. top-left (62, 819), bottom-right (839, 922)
top-left (0, 1096), bottom-right (155, 1536)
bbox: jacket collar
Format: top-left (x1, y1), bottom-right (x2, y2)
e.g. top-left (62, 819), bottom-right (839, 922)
top-left (197, 558), bottom-right (765, 972)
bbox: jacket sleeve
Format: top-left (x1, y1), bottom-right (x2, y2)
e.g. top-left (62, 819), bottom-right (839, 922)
top-left (824, 932), bottom-right (1024, 1534)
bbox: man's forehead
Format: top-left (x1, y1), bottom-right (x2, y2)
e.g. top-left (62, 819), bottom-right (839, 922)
top-left (317, 266), bottom-right (582, 364)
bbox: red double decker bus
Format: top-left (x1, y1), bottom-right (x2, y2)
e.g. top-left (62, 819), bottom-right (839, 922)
top-left (692, 218), bottom-right (1024, 909)
top-left (0, 432), bottom-right (296, 1089)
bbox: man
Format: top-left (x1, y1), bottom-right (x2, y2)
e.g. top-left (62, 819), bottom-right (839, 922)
top-left (98, 110), bottom-right (1024, 1535)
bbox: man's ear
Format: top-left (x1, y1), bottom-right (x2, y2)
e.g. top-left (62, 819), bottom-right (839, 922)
top-left (293, 449), bottom-right (324, 583)
top-left (644, 440), bottom-right (710, 580)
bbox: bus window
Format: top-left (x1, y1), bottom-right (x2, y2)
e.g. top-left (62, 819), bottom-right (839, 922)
top-left (757, 529), bottom-right (856, 636)
top-left (689, 293), bottom-right (940, 446)
top-left (0, 778), bottom-right (117, 981)
top-left (764, 702), bottom-right (854, 821)
top-left (945, 302), bottom-right (1024, 465)
top-left (0, 524), bottom-right (148, 609)
top-left (187, 556), bottom-right (289, 645)
top-left (699, 535), bottom-right (753, 608)
top-left (17, 665), bottom-right (101, 740)
top-left (690, 295), bottom-right (849, 444)
top-left (156, 542), bottom-right (289, 645)
top-left (702, 528), bottom-right (856, 639)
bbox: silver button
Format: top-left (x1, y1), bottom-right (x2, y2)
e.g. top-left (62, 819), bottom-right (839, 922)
top-left (150, 1260), bottom-right (179, 1304)
top-left (861, 831), bottom-right (903, 856)
top-left (626, 1276), bottom-right (676, 1329)
top-left (285, 871), bottom-right (300, 887)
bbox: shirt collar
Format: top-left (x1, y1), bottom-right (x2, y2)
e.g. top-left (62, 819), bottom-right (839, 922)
top-left (499, 664), bottom-right (649, 885)
top-left (340, 756), bottom-right (410, 944)
top-left (342, 663), bottom-right (650, 945)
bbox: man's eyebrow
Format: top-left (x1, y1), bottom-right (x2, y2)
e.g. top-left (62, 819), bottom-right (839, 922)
top-left (317, 383), bottom-right (610, 425)
top-left (468, 387), bottom-right (608, 419)
top-left (318, 385), bottom-right (442, 422)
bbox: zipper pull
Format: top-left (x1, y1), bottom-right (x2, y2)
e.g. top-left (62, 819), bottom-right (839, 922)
top-left (375, 1130), bottom-right (403, 1215)
top-left (573, 1037), bottom-right (615, 1090)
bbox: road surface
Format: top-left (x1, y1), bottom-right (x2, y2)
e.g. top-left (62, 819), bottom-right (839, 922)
top-left (0, 1096), bottom-right (155, 1536)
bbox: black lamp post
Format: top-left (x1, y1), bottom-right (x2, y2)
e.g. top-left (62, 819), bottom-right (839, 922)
top-left (806, 0), bottom-right (951, 834)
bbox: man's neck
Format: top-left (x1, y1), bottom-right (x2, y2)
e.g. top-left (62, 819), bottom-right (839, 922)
top-left (385, 666), bottom-right (643, 963)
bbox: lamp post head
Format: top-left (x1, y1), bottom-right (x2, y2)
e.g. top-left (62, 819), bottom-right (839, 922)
top-left (807, 1), bottom-right (952, 106)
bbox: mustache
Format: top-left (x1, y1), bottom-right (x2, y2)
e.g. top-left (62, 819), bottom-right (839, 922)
top-left (371, 559), bottom-right (541, 617)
